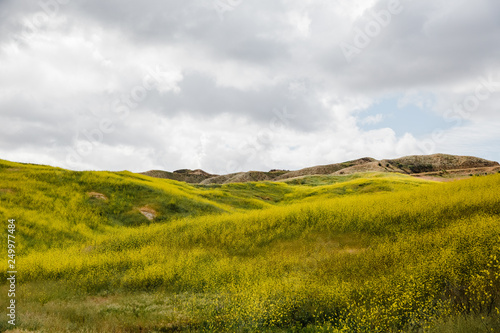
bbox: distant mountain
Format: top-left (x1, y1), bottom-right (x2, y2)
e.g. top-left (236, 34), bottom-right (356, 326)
top-left (141, 154), bottom-right (500, 184)
top-left (274, 157), bottom-right (376, 181)
top-left (140, 168), bottom-right (217, 184)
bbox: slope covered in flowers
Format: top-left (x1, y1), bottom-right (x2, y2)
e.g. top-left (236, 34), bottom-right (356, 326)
top-left (0, 159), bottom-right (499, 332)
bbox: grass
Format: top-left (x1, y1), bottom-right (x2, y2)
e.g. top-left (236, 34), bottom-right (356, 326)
top-left (0, 159), bottom-right (499, 332)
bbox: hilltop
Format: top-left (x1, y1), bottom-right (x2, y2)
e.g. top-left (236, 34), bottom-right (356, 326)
top-left (141, 168), bottom-right (217, 184)
top-left (141, 153), bottom-right (500, 184)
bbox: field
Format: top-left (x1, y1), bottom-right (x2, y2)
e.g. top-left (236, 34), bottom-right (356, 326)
top-left (0, 158), bottom-right (499, 332)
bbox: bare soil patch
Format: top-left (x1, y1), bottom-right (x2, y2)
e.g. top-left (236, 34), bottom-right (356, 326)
top-left (338, 247), bottom-right (366, 254)
top-left (87, 192), bottom-right (108, 200)
top-left (139, 206), bottom-right (157, 221)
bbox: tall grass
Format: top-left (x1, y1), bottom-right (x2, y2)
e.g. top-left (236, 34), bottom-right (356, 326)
top-left (0, 159), bottom-right (499, 332)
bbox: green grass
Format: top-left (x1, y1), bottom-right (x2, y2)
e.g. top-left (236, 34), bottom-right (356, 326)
top-left (0, 159), bottom-right (499, 332)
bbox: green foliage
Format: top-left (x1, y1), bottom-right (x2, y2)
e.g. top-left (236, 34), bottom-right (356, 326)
top-left (1, 159), bottom-right (500, 332)
top-left (408, 163), bottom-right (434, 173)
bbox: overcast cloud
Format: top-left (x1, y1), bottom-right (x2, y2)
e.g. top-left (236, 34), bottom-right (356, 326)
top-left (1, 0), bottom-right (499, 174)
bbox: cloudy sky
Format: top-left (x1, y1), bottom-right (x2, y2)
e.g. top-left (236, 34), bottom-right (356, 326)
top-left (1, 0), bottom-right (499, 174)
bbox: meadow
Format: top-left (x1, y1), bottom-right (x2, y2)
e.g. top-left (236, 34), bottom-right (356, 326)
top-left (0, 158), bottom-right (499, 332)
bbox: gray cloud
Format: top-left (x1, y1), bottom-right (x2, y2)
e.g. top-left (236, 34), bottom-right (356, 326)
top-left (0, 0), bottom-right (499, 173)
top-left (328, 0), bottom-right (500, 92)
top-left (140, 71), bottom-right (330, 132)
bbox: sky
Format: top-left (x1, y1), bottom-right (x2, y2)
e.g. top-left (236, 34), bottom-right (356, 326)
top-left (1, 0), bottom-right (499, 174)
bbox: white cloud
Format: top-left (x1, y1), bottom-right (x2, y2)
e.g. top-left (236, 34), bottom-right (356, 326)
top-left (360, 114), bottom-right (383, 125)
top-left (0, 0), bottom-right (499, 173)
top-left (287, 11), bottom-right (311, 38)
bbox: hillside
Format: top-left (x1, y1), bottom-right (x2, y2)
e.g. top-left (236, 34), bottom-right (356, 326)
top-left (1, 157), bottom-right (500, 332)
top-left (141, 168), bottom-right (217, 184)
top-left (200, 170), bottom-right (289, 185)
top-left (0, 159), bottom-right (434, 253)
top-left (142, 154), bottom-right (499, 184)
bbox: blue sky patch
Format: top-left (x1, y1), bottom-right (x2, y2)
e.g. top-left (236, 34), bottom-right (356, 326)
top-left (359, 96), bottom-right (455, 137)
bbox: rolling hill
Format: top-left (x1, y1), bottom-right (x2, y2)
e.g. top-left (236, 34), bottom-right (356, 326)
top-left (1, 156), bottom-right (499, 332)
top-left (141, 154), bottom-right (500, 184)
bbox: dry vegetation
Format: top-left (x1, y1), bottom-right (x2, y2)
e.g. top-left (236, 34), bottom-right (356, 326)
top-left (142, 154), bottom-right (499, 185)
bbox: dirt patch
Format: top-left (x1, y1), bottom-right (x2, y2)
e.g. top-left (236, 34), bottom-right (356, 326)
top-left (82, 245), bottom-right (94, 253)
top-left (87, 192), bottom-right (108, 200)
top-left (0, 188), bottom-right (14, 194)
top-left (338, 247), bottom-right (366, 255)
top-left (139, 206), bottom-right (157, 221)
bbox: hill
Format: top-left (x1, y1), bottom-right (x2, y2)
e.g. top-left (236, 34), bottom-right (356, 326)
top-left (141, 168), bottom-right (217, 183)
top-left (200, 169), bottom-right (289, 185)
top-left (274, 157), bottom-right (376, 180)
top-left (0, 159), bottom-right (434, 252)
top-left (142, 154), bottom-right (499, 184)
top-left (1, 157), bottom-right (500, 332)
